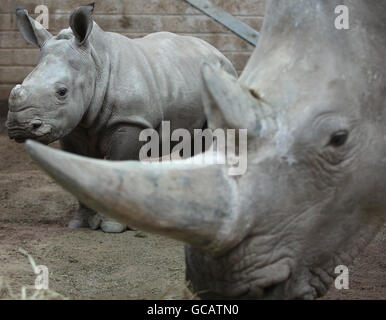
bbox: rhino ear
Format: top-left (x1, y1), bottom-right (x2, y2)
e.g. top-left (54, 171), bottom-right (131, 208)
top-left (69, 3), bottom-right (94, 45)
top-left (201, 63), bottom-right (263, 137)
top-left (16, 8), bottom-right (52, 48)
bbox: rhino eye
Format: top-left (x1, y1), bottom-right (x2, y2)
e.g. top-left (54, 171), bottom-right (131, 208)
top-left (329, 130), bottom-right (348, 147)
top-left (57, 88), bottom-right (67, 97)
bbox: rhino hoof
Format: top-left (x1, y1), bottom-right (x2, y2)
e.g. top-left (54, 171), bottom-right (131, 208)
top-left (101, 219), bottom-right (127, 233)
top-left (68, 209), bottom-right (95, 229)
top-left (88, 213), bottom-right (103, 230)
top-left (68, 218), bottom-right (89, 229)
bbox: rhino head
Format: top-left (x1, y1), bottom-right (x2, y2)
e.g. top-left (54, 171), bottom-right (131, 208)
top-left (6, 4), bottom-right (99, 144)
top-left (25, 0), bottom-right (385, 299)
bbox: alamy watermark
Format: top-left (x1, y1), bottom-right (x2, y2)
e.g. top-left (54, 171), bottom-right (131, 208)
top-left (334, 265), bottom-right (349, 290)
top-left (139, 121), bottom-right (248, 176)
top-left (19, 248), bottom-right (49, 290)
top-left (31, 4), bottom-right (350, 32)
top-left (33, 5), bottom-right (49, 30)
top-left (335, 5), bottom-right (349, 30)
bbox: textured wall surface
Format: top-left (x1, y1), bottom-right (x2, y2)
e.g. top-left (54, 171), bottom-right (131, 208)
top-left (0, 0), bottom-right (265, 116)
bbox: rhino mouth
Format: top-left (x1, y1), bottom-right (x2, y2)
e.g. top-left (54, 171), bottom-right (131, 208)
top-left (7, 128), bottom-right (31, 142)
top-left (15, 137), bottom-right (28, 143)
top-left (8, 127), bottom-right (53, 144)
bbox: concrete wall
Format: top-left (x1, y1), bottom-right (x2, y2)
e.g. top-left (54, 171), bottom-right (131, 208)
top-left (0, 0), bottom-right (265, 119)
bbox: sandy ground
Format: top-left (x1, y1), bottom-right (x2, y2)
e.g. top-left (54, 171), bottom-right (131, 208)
top-left (0, 134), bottom-right (384, 300)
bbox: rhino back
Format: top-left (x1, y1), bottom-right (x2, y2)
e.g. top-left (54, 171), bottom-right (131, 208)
top-left (102, 31), bottom-right (235, 132)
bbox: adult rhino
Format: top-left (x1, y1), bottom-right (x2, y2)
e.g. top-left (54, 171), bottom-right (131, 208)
top-left (25, 0), bottom-right (385, 299)
top-left (6, 4), bottom-right (236, 233)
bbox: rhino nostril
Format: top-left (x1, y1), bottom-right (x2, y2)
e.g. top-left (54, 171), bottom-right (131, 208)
top-left (31, 120), bottom-right (42, 130)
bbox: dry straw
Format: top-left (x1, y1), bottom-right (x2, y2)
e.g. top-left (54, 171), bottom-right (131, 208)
top-left (0, 248), bottom-right (67, 300)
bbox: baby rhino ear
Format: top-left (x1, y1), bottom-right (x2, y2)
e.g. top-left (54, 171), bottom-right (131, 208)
top-left (16, 8), bottom-right (52, 48)
top-left (69, 3), bottom-right (95, 45)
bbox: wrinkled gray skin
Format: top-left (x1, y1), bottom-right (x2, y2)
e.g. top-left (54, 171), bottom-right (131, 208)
top-left (6, 4), bottom-right (236, 233)
top-left (25, 0), bottom-right (385, 299)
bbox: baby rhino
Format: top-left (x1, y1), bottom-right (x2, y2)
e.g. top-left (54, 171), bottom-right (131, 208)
top-left (7, 3), bottom-right (236, 233)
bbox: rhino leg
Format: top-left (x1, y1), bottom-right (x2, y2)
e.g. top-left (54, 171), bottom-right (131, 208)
top-left (61, 124), bottom-right (146, 233)
top-left (99, 124), bottom-right (146, 233)
top-left (68, 202), bottom-right (97, 229)
top-left (60, 134), bottom-right (101, 230)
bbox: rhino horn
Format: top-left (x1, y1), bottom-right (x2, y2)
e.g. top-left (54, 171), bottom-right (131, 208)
top-left (25, 140), bottom-right (245, 255)
top-left (201, 63), bottom-right (277, 137)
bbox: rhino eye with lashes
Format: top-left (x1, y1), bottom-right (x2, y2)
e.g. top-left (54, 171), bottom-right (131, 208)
top-left (329, 130), bottom-right (349, 147)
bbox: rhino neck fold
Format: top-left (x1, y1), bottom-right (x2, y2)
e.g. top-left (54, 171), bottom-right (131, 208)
top-left (79, 23), bottom-right (111, 130)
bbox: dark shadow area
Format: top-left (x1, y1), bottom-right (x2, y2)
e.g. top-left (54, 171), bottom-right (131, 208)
top-left (0, 101), bottom-right (8, 134)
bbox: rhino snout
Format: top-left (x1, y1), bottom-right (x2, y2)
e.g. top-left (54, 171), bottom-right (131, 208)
top-left (6, 117), bottom-right (50, 143)
top-left (30, 119), bottom-right (43, 130)
top-left (9, 84), bottom-right (23, 99)
top-left (8, 85), bottom-right (31, 112)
